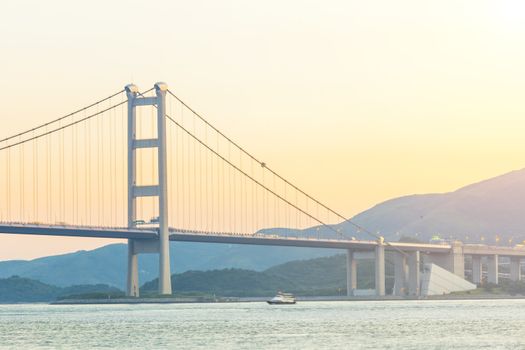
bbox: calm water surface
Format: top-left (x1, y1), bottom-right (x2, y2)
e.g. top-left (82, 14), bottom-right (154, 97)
top-left (1, 300), bottom-right (525, 349)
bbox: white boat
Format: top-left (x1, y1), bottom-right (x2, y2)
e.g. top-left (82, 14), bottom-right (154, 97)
top-left (267, 291), bottom-right (296, 305)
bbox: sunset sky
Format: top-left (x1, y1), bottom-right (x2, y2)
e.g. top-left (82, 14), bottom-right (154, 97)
top-left (1, 0), bottom-right (525, 260)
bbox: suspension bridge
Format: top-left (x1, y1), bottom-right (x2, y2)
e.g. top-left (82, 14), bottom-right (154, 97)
top-left (1, 82), bottom-right (523, 297)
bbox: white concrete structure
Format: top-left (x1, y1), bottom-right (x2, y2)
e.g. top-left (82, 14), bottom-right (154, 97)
top-left (346, 250), bottom-right (357, 296)
top-left (125, 83), bottom-right (172, 297)
top-left (393, 252), bottom-right (408, 296)
top-left (375, 238), bottom-right (386, 296)
top-left (510, 257), bottom-right (522, 282)
top-left (420, 263), bottom-right (476, 296)
top-left (471, 255), bottom-right (482, 285)
top-left (487, 255), bottom-right (499, 285)
top-left (408, 251), bottom-right (420, 296)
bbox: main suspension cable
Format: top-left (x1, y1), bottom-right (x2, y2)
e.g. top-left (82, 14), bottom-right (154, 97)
top-left (0, 100), bottom-right (127, 152)
top-left (0, 90), bottom-right (124, 145)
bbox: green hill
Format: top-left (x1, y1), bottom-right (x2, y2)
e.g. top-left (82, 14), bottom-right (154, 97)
top-left (0, 276), bottom-right (62, 302)
top-left (141, 268), bottom-right (299, 297)
top-left (265, 255), bottom-right (377, 294)
top-left (0, 276), bottom-right (122, 303)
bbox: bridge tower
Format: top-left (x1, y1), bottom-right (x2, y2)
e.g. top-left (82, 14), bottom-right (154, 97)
top-left (125, 83), bottom-right (172, 296)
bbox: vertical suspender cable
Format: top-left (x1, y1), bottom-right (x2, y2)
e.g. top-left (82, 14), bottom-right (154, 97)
top-left (136, 106), bottom-right (140, 222)
top-left (46, 129), bottom-right (50, 223)
top-left (168, 102), bottom-right (173, 227)
top-left (181, 105), bottom-right (185, 228)
top-left (251, 161), bottom-right (255, 232)
top-left (199, 119), bottom-right (203, 231)
top-left (85, 113), bottom-right (88, 225)
top-left (6, 145), bottom-right (10, 221)
top-left (242, 154), bottom-right (247, 233)
top-left (194, 116), bottom-right (197, 230)
top-left (218, 133), bottom-right (223, 232)
top-left (228, 143), bottom-right (232, 232)
top-left (73, 116), bottom-right (77, 224)
top-left (121, 101), bottom-right (125, 225)
top-left (273, 173), bottom-right (277, 231)
top-left (151, 105), bottom-right (155, 220)
top-left (262, 167), bottom-right (266, 230)
top-left (62, 122), bottom-right (65, 222)
top-left (97, 105), bottom-right (101, 226)
top-left (33, 132), bottom-right (37, 222)
top-left (186, 108), bottom-right (192, 228)
top-left (101, 105), bottom-right (106, 225)
top-left (87, 110), bottom-right (91, 225)
top-left (113, 100), bottom-right (117, 226)
top-left (20, 138), bottom-right (24, 222)
top-left (205, 124), bottom-right (209, 231)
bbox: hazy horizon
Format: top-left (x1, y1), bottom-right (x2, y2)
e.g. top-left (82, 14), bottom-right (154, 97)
top-left (2, 0), bottom-right (525, 260)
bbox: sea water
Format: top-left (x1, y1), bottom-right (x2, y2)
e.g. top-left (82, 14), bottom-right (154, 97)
top-left (1, 299), bottom-right (524, 349)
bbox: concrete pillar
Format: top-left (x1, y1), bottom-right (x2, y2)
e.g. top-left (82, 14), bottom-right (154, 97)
top-left (471, 255), bottom-right (482, 285)
top-left (449, 241), bottom-right (465, 279)
top-left (487, 254), bottom-right (499, 284)
top-left (510, 257), bottom-right (521, 282)
top-left (375, 238), bottom-right (385, 296)
top-left (408, 251), bottom-right (420, 296)
top-left (127, 240), bottom-right (139, 297)
top-left (346, 250), bottom-right (357, 296)
top-left (155, 82), bottom-right (172, 295)
top-left (394, 252), bottom-right (408, 296)
top-left (126, 84), bottom-right (139, 297)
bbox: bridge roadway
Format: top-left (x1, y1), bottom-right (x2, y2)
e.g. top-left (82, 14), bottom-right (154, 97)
top-left (0, 223), bottom-right (450, 253)
top-left (3, 222), bottom-right (525, 296)
top-left (5, 223), bottom-right (525, 257)
top-left (168, 229), bottom-right (451, 253)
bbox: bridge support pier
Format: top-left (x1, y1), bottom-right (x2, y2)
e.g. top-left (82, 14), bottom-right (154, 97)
top-left (393, 252), bottom-right (408, 296)
top-left (155, 83), bottom-right (172, 296)
top-left (510, 257), bottom-right (521, 282)
top-left (375, 238), bottom-right (385, 296)
top-left (408, 251), bottom-right (420, 296)
top-left (487, 254), bottom-right (499, 284)
top-left (127, 240), bottom-right (139, 297)
top-left (449, 241), bottom-right (465, 279)
top-left (471, 255), bottom-right (482, 285)
top-left (346, 250), bottom-right (357, 296)
top-left (425, 242), bottom-right (465, 278)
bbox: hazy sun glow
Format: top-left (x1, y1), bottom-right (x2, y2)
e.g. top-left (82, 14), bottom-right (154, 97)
top-left (498, 0), bottom-right (525, 24)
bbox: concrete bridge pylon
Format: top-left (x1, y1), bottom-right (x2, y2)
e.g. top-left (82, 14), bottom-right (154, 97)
top-left (125, 83), bottom-right (171, 297)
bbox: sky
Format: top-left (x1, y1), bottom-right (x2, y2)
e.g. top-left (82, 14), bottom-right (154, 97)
top-left (1, 0), bottom-right (525, 260)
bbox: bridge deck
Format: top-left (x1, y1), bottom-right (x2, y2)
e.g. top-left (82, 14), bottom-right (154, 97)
top-left (0, 223), bottom-right (450, 252)
top-left (3, 223), bottom-right (524, 256)
top-left (463, 244), bottom-right (525, 257)
top-left (0, 223), bottom-right (157, 240)
top-left (168, 229), bottom-right (452, 252)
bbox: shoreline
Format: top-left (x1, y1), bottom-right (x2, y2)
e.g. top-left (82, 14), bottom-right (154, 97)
top-left (49, 294), bottom-right (525, 305)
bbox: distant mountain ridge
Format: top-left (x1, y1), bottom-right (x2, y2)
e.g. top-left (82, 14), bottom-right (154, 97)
top-left (303, 168), bottom-right (525, 244)
top-left (0, 243), bottom-right (337, 289)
